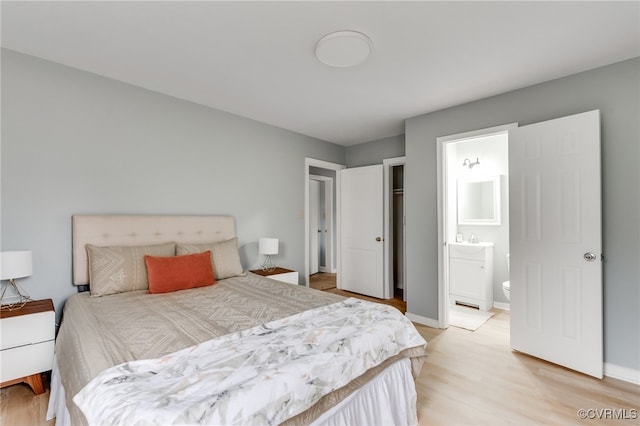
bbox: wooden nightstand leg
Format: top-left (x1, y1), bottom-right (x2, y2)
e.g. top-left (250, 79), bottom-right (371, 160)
top-left (1, 373), bottom-right (46, 395)
top-left (24, 373), bottom-right (45, 395)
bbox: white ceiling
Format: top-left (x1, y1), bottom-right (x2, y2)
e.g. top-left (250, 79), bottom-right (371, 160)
top-left (2, 1), bottom-right (639, 146)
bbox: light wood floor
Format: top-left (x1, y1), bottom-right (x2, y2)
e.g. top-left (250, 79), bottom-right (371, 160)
top-left (0, 379), bottom-right (53, 426)
top-left (414, 309), bottom-right (639, 425)
top-left (309, 272), bottom-right (337, 291)
top-left (1, 310), bottom-right (638, 425)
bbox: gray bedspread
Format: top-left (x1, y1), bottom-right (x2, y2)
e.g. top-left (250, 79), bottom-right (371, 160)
top-left (55, 273), bottom-right (426, 425)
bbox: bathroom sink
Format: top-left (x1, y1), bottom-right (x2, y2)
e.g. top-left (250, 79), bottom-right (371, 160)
top-left (449, 242), bottom-right (494, 261)
top-left (449, 241), bottom-right (494, 247)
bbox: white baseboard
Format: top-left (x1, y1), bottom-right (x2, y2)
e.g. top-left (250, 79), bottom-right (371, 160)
top-left (493, 301), bottom-right (510, 311)
top-left (604, 362), bottom-right (640, 385)
top-left (319, 266), bottom-right (329, 273)
top-left (405, 312), bottom-right (441, 328)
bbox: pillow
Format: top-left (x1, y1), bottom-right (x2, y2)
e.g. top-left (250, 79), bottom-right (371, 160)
top-left (176, 237), bottom-right (244, 280)
top-left (145, 251), bottom-right (215, 294)
top-left (86, 242), bottom-right (176, 297)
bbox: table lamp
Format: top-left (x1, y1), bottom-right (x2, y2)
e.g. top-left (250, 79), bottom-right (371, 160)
top-left (259, 238), bottom-right (278, 272)
top-left (0, 250), bottom-right (33, 310)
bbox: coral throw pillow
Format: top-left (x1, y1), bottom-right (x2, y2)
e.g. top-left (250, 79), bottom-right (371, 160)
top-left (145, 251), bottom-right (215, 294)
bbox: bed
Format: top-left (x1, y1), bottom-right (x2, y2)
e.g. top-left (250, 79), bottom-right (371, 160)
top-left (47, 215), bottom-right (427, 426)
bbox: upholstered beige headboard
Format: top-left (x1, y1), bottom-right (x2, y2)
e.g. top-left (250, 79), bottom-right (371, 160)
top-left (72, 215), bottom-right (236, 285)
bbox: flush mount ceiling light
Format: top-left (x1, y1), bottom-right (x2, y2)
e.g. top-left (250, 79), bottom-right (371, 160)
top-left (315, 30), bottom-right (373, 68)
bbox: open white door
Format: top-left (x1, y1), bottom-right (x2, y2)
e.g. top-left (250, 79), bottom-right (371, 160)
top-left (341, 165), bottom-right (384, 298)
top-left (509, 110), bottom-right (603, 378)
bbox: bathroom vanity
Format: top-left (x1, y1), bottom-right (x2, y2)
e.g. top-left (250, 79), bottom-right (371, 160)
top-left (449, 242), bottom-right (494, 311)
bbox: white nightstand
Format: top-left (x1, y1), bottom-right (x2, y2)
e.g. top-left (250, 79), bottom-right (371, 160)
top-left (0, 299), bottom-right (55, 394)
top-left (250, 267), bottom-right (299, 285)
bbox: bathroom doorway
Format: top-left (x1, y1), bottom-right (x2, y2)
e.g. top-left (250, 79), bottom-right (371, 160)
top-left (437, 124), bottom-right (515, 329)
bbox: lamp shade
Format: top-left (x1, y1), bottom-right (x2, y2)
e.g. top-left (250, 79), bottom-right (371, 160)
top-left (258, 238), bottom-right (279, 255)
top-left (0, 250), bottom-right (33, 280)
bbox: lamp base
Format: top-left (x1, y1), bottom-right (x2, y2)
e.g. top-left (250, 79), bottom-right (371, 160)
top-left (0, 279), bottom-right (31, 311)
top-left (261, 255), bottom-right (276, 272)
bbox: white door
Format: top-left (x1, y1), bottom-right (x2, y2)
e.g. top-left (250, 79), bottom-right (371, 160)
top-left (309, 179), bottom-right (320, 275)
top-left (341, 165), bottom-right (384, 298)
top-left (509, 110), bottom-right (602, 378)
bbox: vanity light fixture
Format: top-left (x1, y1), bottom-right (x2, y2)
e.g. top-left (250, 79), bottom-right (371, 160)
top-left (462, 157), bottom-right (480, 169)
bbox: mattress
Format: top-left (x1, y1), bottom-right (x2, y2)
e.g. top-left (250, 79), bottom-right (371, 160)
top-left (53, 273), bottom-right (427, 425)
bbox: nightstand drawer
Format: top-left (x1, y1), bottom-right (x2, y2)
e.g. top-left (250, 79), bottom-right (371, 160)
top-left (0, 340), bottom-right (54, 382)
top-left (0, 310), bottom-right (55, 350)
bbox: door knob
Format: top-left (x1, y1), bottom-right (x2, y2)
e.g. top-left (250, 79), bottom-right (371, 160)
top-left (376, 237), bottom-right (382, 242)
top-left (583, 252), bottom-right (597, 262)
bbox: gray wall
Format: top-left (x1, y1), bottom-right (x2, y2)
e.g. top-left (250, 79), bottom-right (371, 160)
top-left (1, 49), bottom-right (345, 318)
top-left (345, 134), bottom-right (405, 167)
top-left (405, 58), bottom-right (640, 371)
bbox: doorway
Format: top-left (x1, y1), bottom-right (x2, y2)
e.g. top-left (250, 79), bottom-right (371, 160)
top-left (305, 158), bottom-right (406, 307)
top-left (340, 161), bottom-right (407, 302)
top-left (309, 173), bottom-right (336, 291)
top-left (383, 157), bottom-right (406, 302)
top-left (437, 123), bottom-right (515, 329)
top-left (309, 174), bottom-right (334, 274)
top-left (304, 158), bottom-right (345, 288)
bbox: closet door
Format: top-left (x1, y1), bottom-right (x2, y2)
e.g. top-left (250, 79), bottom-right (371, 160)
top-left (341, 165), bottom-right (384, 298)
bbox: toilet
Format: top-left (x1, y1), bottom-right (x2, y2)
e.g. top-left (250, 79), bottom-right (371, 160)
top-left (502, 280), bottom-right (510, 300)
top-left (502, 253), bottom-right (510, 300)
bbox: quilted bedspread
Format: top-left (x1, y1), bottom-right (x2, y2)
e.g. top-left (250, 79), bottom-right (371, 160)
top-left (55, 273), bottom-right (426, 425)
top-left (73, 297), bottom-right (426, 425)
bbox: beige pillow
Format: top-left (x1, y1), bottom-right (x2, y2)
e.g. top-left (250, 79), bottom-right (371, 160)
top-left (86, 242), bottom-right (176, 297)
top-left (176, 238), bottom-right (244, 280)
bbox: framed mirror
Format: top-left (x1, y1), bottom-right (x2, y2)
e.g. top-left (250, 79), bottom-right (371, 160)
top-left (457, 176), bottom-right (501, 225)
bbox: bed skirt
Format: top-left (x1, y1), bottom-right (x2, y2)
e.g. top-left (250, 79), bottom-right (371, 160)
top-left (47, 355), bottom-right (418, 426)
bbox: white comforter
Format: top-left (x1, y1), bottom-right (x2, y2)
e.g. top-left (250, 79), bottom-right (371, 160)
top-left (73, 298), bottom-right (426, 426)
